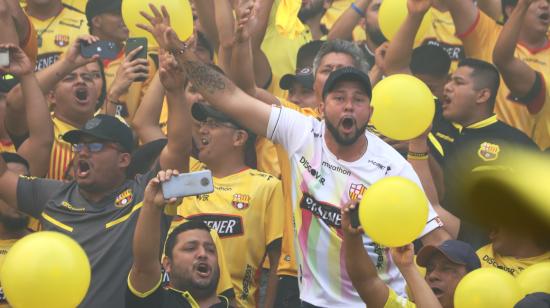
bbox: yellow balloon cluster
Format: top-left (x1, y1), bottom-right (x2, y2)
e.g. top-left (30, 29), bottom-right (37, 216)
top-left (358, 176), bottom-right (429, 247)
top-left (378, 0), bottom-right (433, 44)
top-left (370, 74), bottom-right (435, 140)
top-left (517, 262), bottom-right (550, 295)
top-left (0, 232), bottom-right (91, 308)
top-left (122, 0), bottom-right (194, 47)
top-left (454, 268), bottom-right (523, 308)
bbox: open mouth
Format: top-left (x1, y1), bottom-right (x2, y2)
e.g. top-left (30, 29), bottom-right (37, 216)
top-left (74, 87), bottom-right (89, 103)
top-left (431, 287), bottom-right (444, 297)
top-left (341, 117), bottom-right (355, 130)
top-left (195, 262), bottom-right (211, 277)
top-left (77, 160), bottom-right (91, 177)
top-left (200, 137), bottom-right (209, 146)
top-left (539, 12), bottom-right (550, 23)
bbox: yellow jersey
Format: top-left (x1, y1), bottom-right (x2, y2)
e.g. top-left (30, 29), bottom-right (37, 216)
top-left (421, 9), bottom-right (464, 72)
top-left (321, 0), bottom-right (366, 42)
top-left (47, 115), bottom-right (77, 180)
top-left (477, 244), bottom-right (550, 277)
top-left (457, 10), bottom-right (550, 150)
top-left (27, 5), bottom-right (87, 71)
top-left (62, 0), bottom-right (86, 12)
top-left (384, 288), bottom-right (416, 308)
top-left (175, 160), bottom-right (284, 308)
top-left (0, 239), bottom-right (19, 307)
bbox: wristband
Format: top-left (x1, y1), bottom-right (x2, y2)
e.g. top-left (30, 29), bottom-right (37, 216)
top-left (350, 3), bottom-right (365, 17)
top-left (407, 151), bottom-right (429, 160)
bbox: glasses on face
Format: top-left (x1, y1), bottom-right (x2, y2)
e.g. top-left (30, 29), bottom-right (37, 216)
top-left (72, 142), bottom-right (119, 153)
top-left (199, 119), bottom-right (237, 129)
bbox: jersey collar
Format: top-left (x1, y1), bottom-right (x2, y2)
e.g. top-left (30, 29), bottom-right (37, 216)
top-left (453, 115), bottom-right (498, 133)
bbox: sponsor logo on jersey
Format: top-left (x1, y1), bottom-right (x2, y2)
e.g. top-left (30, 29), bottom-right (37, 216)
top-left (368, 160), bottom-right (387, 170)
top-left (322, 161), bottom-right (351, 176)
top-left (348, 183), bottom-right (367, 201)
top-left (232, 194), bottom-right (250, 210)
top-left (240, 264), bottom-right (253, 300)
top-left (35, 52), bottom-right (61, 71)
top-left (300, 193), bottom-right (341, 228)
top-left (59, 19), bottom-right (84, 29)
top-left (61, 201), bottom-right (86, 212)
top-left (477, 142), bottom-right (500, 161)
top-left (54, 34), bottom-right (70, 47)
top-left (190, 214), bottom-right (244, 237)
top-left (310, 128), bottom-right (322, 138)
top-left (423, 39), bottom-right (465, 61)
top-left (115, 189), bottom-right (133, 208)
top-left (481, 255), bottom-right (521, 275)
top-left (299, 156), bottom-right (326, 185)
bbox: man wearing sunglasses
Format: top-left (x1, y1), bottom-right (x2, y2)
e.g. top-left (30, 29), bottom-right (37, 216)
top-left (0, 53), bottom-right (191, 307)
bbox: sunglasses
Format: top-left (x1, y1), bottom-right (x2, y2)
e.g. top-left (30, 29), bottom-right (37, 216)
top-left (72, 142), bottom-right (120, 153)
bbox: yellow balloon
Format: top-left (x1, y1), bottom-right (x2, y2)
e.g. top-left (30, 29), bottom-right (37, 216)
top-left (370, 74), bottom-right (435, 140)
top-left (359, 176), bottom-right (429, 247)
top-left (454, 268), bottom-right (523, 308)
top-left (378, 0), bottom-right (433, 44)
top-left (122, 0), bottom-right (194, 47)
top-left (516, 262), bottom-right (550, 295)
top-left (0, 232), bottom-right (91, 308)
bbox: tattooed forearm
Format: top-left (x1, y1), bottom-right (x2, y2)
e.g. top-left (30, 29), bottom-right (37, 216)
top-left (182, 60), bottom-right (235, 94)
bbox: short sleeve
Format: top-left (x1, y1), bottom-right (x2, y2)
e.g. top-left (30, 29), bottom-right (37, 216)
top-left (264, 179), bottom-right (284, 246)
top-left (267, 106), bottom-right (313, 155)
top-left (457, 10), bottom-right (500, 62)
top-left (16, 176), bottom-right (64, 218)
top-left (125, 273), bottom-right (163, 308)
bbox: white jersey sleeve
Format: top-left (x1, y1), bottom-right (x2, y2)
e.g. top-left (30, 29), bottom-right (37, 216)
top-left (267, 106), bottom-right (314, 155)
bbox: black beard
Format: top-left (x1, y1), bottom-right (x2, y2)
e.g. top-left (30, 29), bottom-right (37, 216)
top-left (298, 0), bottom-right (325, 22)
top-left (325, 118), bottom-right (368, 146)
top-left (0, 214), bottom-right (29, 232)
top-left (365, 27), bottom-right (388, 46)
top-left (171, 266), bottom-right (220, 300)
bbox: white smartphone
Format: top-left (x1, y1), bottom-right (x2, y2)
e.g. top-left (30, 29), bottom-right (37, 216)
top-left (0, 49), bottom-right (9, 67)
top-left (162, 170), bottom-right (214, 199)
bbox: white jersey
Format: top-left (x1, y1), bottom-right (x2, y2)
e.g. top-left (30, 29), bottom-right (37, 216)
top-left (267, 106), bottom-right (442, 307)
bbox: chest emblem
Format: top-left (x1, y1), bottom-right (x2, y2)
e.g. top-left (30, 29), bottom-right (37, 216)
top-left (54, 34), bottom-right (70, 47)
top-left (349, 183), bottom-right (367, 201)
top-left (232, 194), bottom-right (250, 210)
top-left (477, 142), bottom-right (500, 162)
top-left (115, 189), bottom-right (134, 208)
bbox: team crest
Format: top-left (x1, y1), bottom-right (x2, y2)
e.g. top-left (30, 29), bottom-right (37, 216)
top-left (232, 194), bottom-right (250, 210)
top-left (115, 189), bottom-right (134, 208)
top-left (54, 34), bottom-right (70, 47)
top-left (349, 183), bottom-right (367, 200)
top-left (477, 142), bottom-right (500, 161)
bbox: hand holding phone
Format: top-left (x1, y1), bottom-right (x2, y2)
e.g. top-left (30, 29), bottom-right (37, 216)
top-left (162, 170), bottom-right (214, 199)
top-left (125, 38), bottom-right (148, 82)
top-left (80, 40), bottom-right (119, 60)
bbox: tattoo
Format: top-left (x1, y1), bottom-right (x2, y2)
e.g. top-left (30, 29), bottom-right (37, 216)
top-left (182, 60), bottom-right (232, 94)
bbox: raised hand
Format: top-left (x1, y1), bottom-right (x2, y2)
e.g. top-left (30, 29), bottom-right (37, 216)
top-left (144, 169), bottom-right (180, 209)
top-left (234, 0), bottom-right (255, 43)
top-left (0, 44), bottom-right (33, 76)
top-left (108, 47), bottom-right (149, 100)
top-left (390, 244), bottom-right (415, 269)
top-left (64, 35), bottom-right (101, 69)
top-left (374, 42), bottom-right (389, 74)
top-left (407, 0), bottom-right (431, 16)
top-left (137, 4), bottom-right (187, 53)
top-left (158, 49), bottom-right (185, 91)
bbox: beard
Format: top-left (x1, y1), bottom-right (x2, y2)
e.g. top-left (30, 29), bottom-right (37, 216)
top-left (325, 117), bottom-right (368, 146)
top-left (298, 0), bottom-right (325, 22)
top-left (170, 263), bottom-right (220, 300)
top-left (365, 26), bottom-right (387, 46)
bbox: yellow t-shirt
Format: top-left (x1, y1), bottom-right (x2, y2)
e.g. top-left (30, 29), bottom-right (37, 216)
top-left (47, 115), bottom-right (77, 180)
top-left (421, 9), bottom-right (464, 72)
top-left (476, 244), bottom-right (550, 277)
top-left (384, 288), bottom-right (416, 308)
top-left (27, 5), bottom-right (88, 71)
top-left (0, 239), bottom-right (20, 307)
top-left (457, 10), bottom-right (550, 150)
top-left (62, 0), bottom-right (85, 12)
top-left (175, 161), bottom-right (284, 308)
top-left (0, 141), bottom-right (16, 154)
top-left (321, 0), bottom-right (366, 42)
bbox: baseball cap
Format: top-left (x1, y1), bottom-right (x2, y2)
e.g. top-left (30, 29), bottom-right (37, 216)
top-left (280, 67), bottom-right (314, 90)
top-left (191, 103), bottom-right (243, 129)
top-left (86, 0), bottom-right (122, 23)
top-left (416, 240), bottom-right (481, 272)
top-left (322, 67), bottom-right (372, 100)
top-left (62, 114), bottom-right (134, 153)
top-left (515, 293), bottom-right (550, 308)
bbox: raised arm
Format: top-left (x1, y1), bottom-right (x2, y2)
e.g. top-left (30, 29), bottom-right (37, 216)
top-left (443, 0), bottom-right (479, 35)
top-left (492, 0), bottom-right (538, 104)
top-left (157, 49), bottom-right (191, 172)
top-left (0, 155), bottom-right (20, 209)
top-left (327, 0), bottom-right (368, 41)
top-left (248, 0), bottom-right (274, 88)
top-left (477, 0), bottom-right (503, 21)
top-left (132, 71), bottom-right (166, 144)
top-left (384, 0), bottom-right (431, 75)
top-left (139, 4), bottom-right (272, 137)
top-left (129, 169), bottom-right (179, 293)
top-left (0, 44), bottom-right (54, 177)
top-left (214, 0), bottom-right (236, 73)
top-left (341, 202), bottom-right (390, 307)
top-left (391, 245), bottom-right (443, 308)
top-left (193, 0), bottom-right (220, 50)
top-left (6, 35), bottom-right (100, 136)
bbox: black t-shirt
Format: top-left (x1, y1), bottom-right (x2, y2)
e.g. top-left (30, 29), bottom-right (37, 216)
top-left (125, 284), bottom-right (231, 308)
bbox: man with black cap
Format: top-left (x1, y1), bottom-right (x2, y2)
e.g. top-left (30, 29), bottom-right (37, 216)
top-left (343, 201), bottom-right (480, 308)
top-left (141, 12), bottom-right (450, 305)
top-left (279, 67), bottom-right (316, 108)
top-left (0, 51), bottom-right (191, 306)
top-left (170, 102), bottom-right (284, 308)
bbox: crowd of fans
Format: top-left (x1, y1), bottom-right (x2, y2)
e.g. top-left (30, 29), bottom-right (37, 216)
top-left (0, 0), bottom-right (548, 307)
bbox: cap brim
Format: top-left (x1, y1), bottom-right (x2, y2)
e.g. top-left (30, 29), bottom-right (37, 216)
top-left (279, 74), bottom-right (297, 90)
top-left (191, 103), bottom-right (240, 128)
top-left (323, 70), bottom-right (372, 100)
top-left (62, 129), bottom-right (116, 145)
top-left (416, 245), bottom-right (467, 268)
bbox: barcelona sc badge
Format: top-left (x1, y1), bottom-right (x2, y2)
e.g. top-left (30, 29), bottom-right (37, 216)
top-left (54, 34), bottom-right (70, 47)
top-left (232, 194), bottom-right (250, 210)
top-left (477, 142), bottom-right (500, 162)
top-left (115, 189), bottom-right (134, 208)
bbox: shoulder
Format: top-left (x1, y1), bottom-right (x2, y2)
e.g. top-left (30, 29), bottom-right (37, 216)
top-left (246, 169), bottom-right (281, 185)
top-left (366, 132), bottom-right (409, 169)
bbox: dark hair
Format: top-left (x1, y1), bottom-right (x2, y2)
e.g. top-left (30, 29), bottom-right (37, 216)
top-left (1, 152), bottom-right (30, 172)
top-left (410, 45), bottom-right (451, 78)
top-left (297, 40), bottom-right (325, 70)
top-left (458, 58), bottom-right (500, 108)
top-left (95, 59), bottom-right (108, 111)
top-left (196, 31), bottom-right (214, 61)
top-left (164, 219), bottom-right (211, 259)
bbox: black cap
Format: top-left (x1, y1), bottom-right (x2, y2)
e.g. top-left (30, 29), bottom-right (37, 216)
top-left (515, 293), bottom-right (550, 308)
top-left (416, 240), bottom-right (481, 272)
top-left (280, 67), bottom-right (314, 90)
top-left (322, 67), bottom-right (372, 100)
top-left (191, 103), bottom-right (242, 129)
top-left (62, 114), bottom-right (134, 152)
top-left (86, 0), bottom-right (122, 24)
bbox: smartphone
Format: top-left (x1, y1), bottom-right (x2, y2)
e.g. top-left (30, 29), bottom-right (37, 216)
top-left (125, 37), bottom-right (148, 82)
top-left (80, 40), bottom-right (119, 60)
top-left (162, 170), bottom-right (214, 199)
top-left (0, 49), bottom-right (9, 67)
top-left (349, 202), bottom-right (361, 229)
